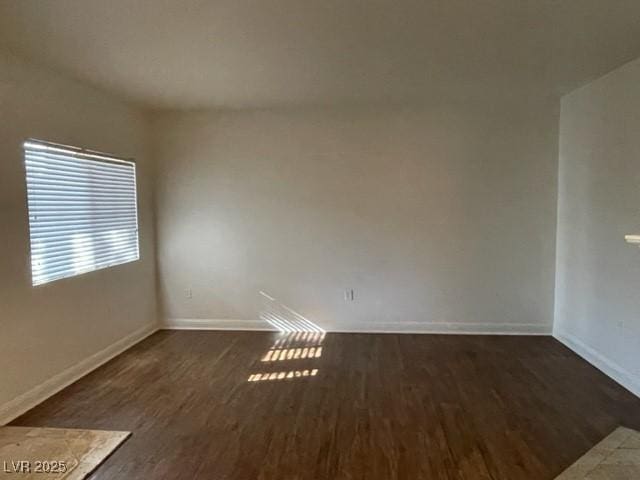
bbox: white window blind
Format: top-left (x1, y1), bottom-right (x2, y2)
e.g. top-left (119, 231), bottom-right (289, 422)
top-left (24, 139), bottom-right (140, 286)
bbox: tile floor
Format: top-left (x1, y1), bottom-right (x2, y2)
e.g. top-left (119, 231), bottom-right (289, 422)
top-left (556, 427), bottom-right (640, 480)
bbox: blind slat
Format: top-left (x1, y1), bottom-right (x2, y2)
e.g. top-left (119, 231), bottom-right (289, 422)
top-left (28, 192), bottom-right (137, 201)
top-left (30, 220), bottom-right (139, 234)
top-left (33, 245), bottom-right (140, 272)
top-left (25, 140), bottom-right (140, 285)
top-left (30, 223), bottom-right (138, 241)
top-left (28, 199), bottom-right (138, 207)
top-left (26, 158), bottom-right (136, 180)
top-left (26, 152), bottom-right (135, 172)
top-left (33, 251), bottom-right (140, 286)
top-left (31, 232), bottom-right (138, 256)
top-left (29, 206), bottom-right (137, 213)
top-left (31, 213), bottom-right (137, 223)
top-left (26, 171), bottom-right (136, 189)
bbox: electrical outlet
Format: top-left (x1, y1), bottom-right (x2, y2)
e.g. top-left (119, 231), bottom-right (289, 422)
top-left (185, 288), bottom-right (193, 299)
top-left (344, 289), bottom-right (355, 301)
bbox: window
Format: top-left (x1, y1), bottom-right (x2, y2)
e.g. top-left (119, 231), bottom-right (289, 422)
top-left (24, 139), bottom-right (139, 286)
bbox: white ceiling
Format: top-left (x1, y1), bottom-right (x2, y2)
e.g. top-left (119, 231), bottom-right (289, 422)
top-left (1, 0), bottom-right (640, 110)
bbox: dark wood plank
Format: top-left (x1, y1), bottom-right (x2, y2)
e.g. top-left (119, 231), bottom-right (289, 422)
top-left (11, 331), bottom-right (640, 479)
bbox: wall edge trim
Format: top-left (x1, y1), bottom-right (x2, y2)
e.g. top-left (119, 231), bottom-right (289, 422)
top-left (163, 318), bottom-right (552, 335)
top-left (554, 329), bottom-right (640, 399)
top-left (0, 322), bottom-right (158, 425)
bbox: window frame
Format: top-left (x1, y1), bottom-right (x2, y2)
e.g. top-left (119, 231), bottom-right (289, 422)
top-left (23, 138), bottom-right (140, 286)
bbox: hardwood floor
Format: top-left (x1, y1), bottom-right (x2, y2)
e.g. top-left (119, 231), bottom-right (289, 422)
top-left (12, 331), bottom-right (640, 479)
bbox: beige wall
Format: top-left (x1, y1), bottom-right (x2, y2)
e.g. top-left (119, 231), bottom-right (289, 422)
top-left (153, 102), bottom-right (559, 333)
top-left (554, 57), bottom-right (640, 396)
top-left (0, 51), bottom-right (157, 415)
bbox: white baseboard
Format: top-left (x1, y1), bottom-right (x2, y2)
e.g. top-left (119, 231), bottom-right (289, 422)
top-left (162, 318), bottom-right (552, 335)
top-left (554, 330), bottom-right (640, 399)
top-left (322, 321), bottom-right (552, 335)
top-left (0, 323), bottom-right (158, 426)
top-left (162, 318), bottom-right (276, 331)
